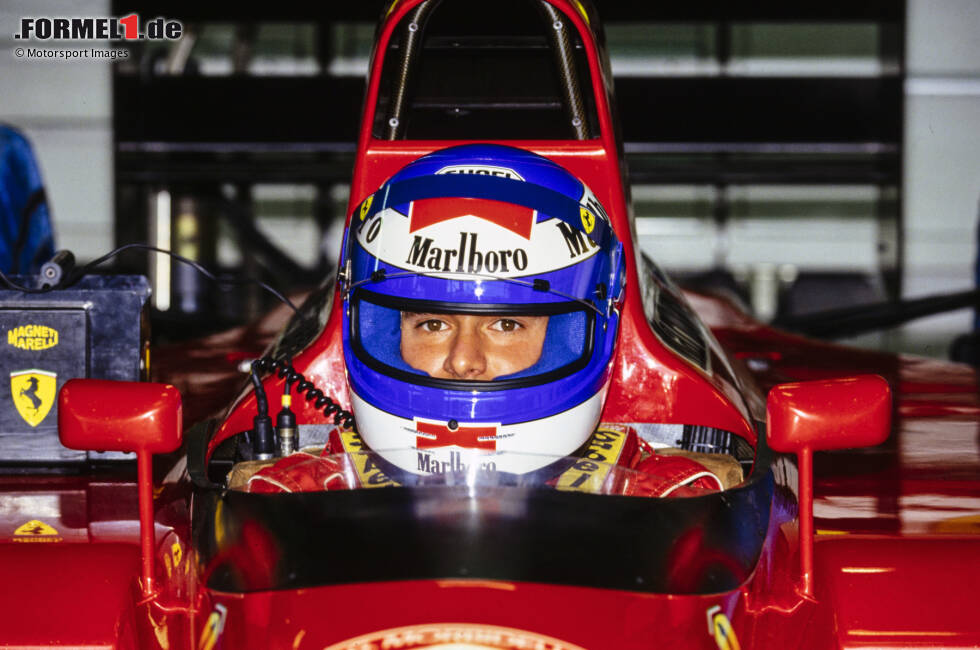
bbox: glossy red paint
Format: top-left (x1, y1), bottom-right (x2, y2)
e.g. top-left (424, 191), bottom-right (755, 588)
top-left (0, 543), bottom-right (140, 648)
top-left (699, 290), bottom-right (980, 531)
top-left (59, 379), bottom-right (183, 455)
top-left (59, 378), bottom-right (183, 597)
top-left (766, 372), bottom-right (892, 598)
top-left (0, 475), bottom-right (141, 545)
top-left (814, 536), bottom-right (980, 648)
top-left (206, 580), bottom-right (741, 649)
top-left (767, 375), bottom-right (892, 455)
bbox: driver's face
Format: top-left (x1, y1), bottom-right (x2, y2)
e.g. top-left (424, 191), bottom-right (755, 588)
top-left (400, 313), bottom-right (549, 380)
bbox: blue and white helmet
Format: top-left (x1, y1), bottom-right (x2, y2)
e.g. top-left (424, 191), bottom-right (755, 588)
top-left (341, 145), bottom-right (625, 476)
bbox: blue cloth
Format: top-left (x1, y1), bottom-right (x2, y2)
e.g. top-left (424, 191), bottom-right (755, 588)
top-left (0, 125), bottom-right (55, 274)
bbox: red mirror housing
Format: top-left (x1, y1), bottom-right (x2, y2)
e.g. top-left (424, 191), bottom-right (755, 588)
top-left (767, 374), bottom-right (891, 454)
top-left (59, 378), bottom-right (182, 454)
top-left (58, 378), bottom-right (182, 598)
top-left (766, 374), bottom-right (891, 599)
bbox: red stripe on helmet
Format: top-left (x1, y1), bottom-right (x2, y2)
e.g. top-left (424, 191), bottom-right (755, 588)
top-left (409, 197), bottom-right (534, 239)
top-left (416, 421), bottom-right (498, 451)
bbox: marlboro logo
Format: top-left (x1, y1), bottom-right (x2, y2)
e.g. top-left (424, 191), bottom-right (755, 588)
top-left (416, 449), bottom-right (500, 475)
top-left (405, 231), bottom-right (528, 274)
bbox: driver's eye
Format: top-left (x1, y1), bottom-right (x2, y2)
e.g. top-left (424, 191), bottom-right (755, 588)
top-left (422, 319), bottom-right (446, 332)
top-left (494, 319), bottom-right (521, 332)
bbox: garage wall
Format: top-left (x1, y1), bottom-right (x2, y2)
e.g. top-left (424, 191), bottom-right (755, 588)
top-left (0, 0), bottom-right (113, 262)
top-left (3, 2), bottom-right (980, 358)
top-left (901, 0), bottom-right (980, 356)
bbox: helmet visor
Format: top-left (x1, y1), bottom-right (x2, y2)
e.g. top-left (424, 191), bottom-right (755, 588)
top-left (350, 289), bottom-right (593, 391)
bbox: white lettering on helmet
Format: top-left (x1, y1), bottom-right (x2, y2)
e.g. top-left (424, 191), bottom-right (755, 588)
top-left (436, 165), bottom-right (525, 181)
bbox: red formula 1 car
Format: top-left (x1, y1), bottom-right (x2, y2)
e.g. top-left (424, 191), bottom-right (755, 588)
top-left (2, 1), bottom-right (979, 649)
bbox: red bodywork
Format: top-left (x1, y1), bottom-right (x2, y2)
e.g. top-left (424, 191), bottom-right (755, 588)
top-left (2, 2), bottom-right (979, 648)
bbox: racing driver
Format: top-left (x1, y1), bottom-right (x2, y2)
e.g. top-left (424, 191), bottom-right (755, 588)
top-left (244, 145), bottom-right (736, 497)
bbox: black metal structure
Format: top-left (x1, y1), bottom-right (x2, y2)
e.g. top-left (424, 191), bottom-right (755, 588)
top-left (112, 0), bottom-right (905, 330)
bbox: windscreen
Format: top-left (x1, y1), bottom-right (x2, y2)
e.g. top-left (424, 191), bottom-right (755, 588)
top-left (202, 450), bottom-right (776, 595)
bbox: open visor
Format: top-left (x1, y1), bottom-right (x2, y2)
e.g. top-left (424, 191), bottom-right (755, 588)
top-left (350, 289), bottom-right (594, 391)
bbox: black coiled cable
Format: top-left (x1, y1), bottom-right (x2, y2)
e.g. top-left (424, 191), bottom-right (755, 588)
top-left (252, 356), bottom-right (356, 430)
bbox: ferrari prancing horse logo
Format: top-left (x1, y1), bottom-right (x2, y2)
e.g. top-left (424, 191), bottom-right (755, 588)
top-left (10, 369), bottom-right (56, 427)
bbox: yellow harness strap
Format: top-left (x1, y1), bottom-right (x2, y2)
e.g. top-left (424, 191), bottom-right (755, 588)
top-left (554, 425), bottom-right (630, 493)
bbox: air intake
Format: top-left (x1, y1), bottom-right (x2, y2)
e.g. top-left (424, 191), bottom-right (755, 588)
top-left (652, 289), bottom-right (709, 371)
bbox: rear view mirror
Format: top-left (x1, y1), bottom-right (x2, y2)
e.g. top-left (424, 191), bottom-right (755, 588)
top-left (59, 378), bottom-right (182, 598)
top-left (767, 374), bottom-right (891, 455)
top-left (766, 374), bottom-right (891, 599)
top-left (59, 378), bottom-right (182, 454)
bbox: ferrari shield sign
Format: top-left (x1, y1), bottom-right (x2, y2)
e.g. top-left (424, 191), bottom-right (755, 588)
top-left (10, 369), bottom-right (56, 427)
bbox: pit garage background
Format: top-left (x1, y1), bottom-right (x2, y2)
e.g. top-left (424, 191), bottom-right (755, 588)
top-left (1, 0), bottom-right (978, 360)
